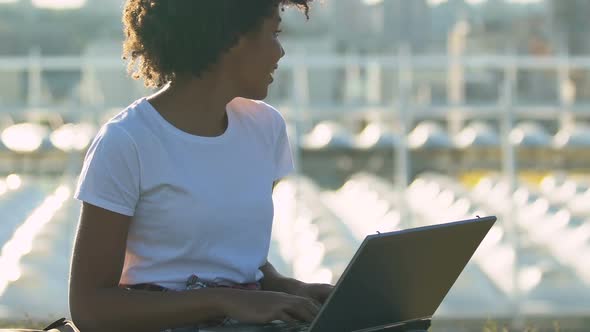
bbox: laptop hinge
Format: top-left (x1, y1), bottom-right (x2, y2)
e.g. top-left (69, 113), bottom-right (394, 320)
top-left (350, 316), bottom-right (432, 332)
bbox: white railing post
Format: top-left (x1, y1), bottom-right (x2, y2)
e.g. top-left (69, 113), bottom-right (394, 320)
top-left (447, 20), bottom-right (468, 136)
top-left (344, 51), bottom-right (362, 104)
top-left (27, 47), bottom-right (43, 108)
top-left (290, 49), bottom-right (310, 230)
top-left (558, 51), bottom-right (576, 130)
top-left (396, 45), bottom-right (412, 226)
top-left (500, 54), bottom-right (522, 326)
top-left (366, 58), bottom-right (382, 105)
top-left (291, 49), bottom-right (310, 174)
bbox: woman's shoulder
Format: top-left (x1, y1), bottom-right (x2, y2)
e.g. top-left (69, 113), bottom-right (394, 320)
top-left (90, 98), bottom-right (153, 150)
top-left (229, 97), bottom-right (285, 125)
top-left (98, 98), bottom-right (154, 138)
top-left (103, 98), bottom-right (149, 128)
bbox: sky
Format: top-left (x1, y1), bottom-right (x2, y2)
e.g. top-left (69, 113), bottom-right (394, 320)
top-left (362, 0), bottom-right (544, 6)
top-left (0, 0), bottom-right (86, 9)
top-left (0, 0), bottom-right (544, 9)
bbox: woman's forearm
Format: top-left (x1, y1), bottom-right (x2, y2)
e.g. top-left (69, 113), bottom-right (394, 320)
top-left (259, 260), bottom-right (304, 294)
top-left (70, 286), bottom-right (241, 332)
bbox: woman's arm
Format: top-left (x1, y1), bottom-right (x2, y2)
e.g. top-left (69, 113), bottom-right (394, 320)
top-left (69, 202), bottom-right (233, 332)
top-left (70, 203), bottom-right (320, 332)
top-left (263, 181), bottom-right (335, 304)
top-left (259, 260), bottom-right (334, 306)
top-left (259, 260), bottom-right (304, 294)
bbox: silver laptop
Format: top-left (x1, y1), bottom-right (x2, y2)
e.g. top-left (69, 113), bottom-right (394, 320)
top-left (202, 216), bottom-right (497, 332)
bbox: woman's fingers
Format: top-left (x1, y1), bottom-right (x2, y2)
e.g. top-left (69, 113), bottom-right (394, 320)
top-left (278, 311), bottom-right (299, 324)
top-left (303, 298), bottom-right (321, 318)
top-left (284, 297), bottom-right (318, 322)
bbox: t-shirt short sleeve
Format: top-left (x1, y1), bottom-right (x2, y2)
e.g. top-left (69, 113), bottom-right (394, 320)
top-left (273, 112), bottom-right (295, 181)
top-left (74, 123), bottom-right (140, 216)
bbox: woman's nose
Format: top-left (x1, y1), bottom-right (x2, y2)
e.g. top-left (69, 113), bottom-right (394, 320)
top-left (280, 44), bottom-right (286, 59)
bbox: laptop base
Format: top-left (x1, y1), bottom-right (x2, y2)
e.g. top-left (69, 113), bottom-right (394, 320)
top-left (352, 318), bottom-right (431, 332)
top-left (199, 319), bottom-right (430, 332)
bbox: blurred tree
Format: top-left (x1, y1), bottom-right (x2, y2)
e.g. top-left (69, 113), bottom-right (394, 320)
top-left (551, 0), bottom-right (590, 55)
top-left (0, 6), bottom-right (120, 55)
top-left (550, 0), bottom-right (590, 101)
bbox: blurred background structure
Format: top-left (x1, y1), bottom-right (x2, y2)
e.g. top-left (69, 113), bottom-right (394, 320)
top-left (0, 0), bottom-right (590, 330)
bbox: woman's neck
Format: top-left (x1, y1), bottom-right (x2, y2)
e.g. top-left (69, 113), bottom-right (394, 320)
top-left (147, 74), bottom-right (236, 137)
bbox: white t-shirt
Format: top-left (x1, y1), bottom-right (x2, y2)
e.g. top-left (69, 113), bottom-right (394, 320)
top-left (74, 97), bottom-right (294, 290)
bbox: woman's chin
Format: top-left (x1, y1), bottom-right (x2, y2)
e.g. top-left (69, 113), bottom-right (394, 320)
top-left (256, 91), bottom-right (269, 100)
top-left (236, 78), bottom-right (272, 100)
top-left (240, 88), bottom-right (269, 101)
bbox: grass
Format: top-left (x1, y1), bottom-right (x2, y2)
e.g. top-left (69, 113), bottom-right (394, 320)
top-left (0, 318), bottom-right (49, 330)
top-left (427, 318), bottom-right (588, 332)
top-left (0, 319), bottom-right (584, 331)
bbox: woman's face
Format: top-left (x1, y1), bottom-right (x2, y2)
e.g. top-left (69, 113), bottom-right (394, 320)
top-left (231, 7), bottom-right (285, 100)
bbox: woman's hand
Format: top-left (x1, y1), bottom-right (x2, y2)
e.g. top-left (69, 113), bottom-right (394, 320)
top-left (291, 282), bottom-right (335, 305)
top-left (220, 289), bottom-right (321, 323)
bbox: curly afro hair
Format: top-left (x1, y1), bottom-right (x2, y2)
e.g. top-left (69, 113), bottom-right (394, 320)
top-left (122, 0), bottom-right (311, 88)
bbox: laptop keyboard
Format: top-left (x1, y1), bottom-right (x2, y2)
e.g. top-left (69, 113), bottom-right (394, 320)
top-left (259, 321), bottom-right (310, 331)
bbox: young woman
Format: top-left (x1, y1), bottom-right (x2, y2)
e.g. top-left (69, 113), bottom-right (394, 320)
top-left (68, 1), bottom-right (333, 331)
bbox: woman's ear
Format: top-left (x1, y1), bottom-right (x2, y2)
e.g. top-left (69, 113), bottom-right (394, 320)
top-left (220, 35), bottom-right (247, 67)
top-left (231, 35), bottom-right (246, 52)
top-left (227, 31), bottom-right (253, 57)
